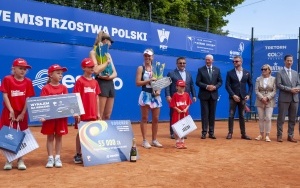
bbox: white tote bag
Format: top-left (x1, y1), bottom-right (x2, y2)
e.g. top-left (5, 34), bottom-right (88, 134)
top-left (171, 115), bottom-right (197, 138)
top-left (2, 128), bottom-right (39, 162)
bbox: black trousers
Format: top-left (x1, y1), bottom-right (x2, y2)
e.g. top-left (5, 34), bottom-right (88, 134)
top-left (228, 98), bottom-right (246, 135)
top-left (200, 98), bottom-right (217, 136)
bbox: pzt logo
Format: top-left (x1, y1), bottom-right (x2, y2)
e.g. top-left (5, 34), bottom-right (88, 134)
top-left (157, 28), bottom-right (170, 50)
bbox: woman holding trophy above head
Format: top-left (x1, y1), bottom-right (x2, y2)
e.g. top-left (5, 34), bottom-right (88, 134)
top-left (135, 49), bottom-right (163, 149)
top-left (90, 31), bottom-right (117, 120)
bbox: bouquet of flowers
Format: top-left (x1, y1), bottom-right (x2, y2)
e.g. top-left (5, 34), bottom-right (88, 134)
top-left (152, 61), bottom-right (165, 79)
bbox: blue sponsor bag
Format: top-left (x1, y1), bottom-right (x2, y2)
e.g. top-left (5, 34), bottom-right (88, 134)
top-left (0, 122), bottom-right (25, 154)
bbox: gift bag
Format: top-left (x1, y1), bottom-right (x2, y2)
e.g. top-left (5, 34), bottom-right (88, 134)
top-left (0, 123), bottom-right (25, 154)
top-left (2, 128), bottom-right (39, 162)
top-left (171, 115), bottom-right (197, 138)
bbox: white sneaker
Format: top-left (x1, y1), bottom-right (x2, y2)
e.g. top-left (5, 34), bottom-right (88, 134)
top-left (3, 161), bottom-right (12, 170)
top-left (265, 136), bottom-right (271, 142)
top-left (46, 158), bottom-right (54, 168)
top-left (152, 140), bottom-right (163, 148)
top-left (255, 135), bottom-right (263, 141)
top-left (17, 159), bottom-right (26, 170)
top-left (54, 158), bottom-right (62, 168)
top-left (142, 140), bottom-right (151, 149)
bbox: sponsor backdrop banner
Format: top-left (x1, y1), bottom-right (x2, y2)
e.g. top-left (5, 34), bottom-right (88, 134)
top-left (0, 0), bottom-right (250, 61)
top-left (0, 38), bottom-right (238, 123)
top-left (0, 0), bottom-right (297, 124)
top-left (253, 39), bottom-right (298, 114)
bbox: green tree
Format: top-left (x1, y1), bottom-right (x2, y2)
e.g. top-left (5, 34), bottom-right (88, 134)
top-left (33, 0), bottom-right (245, 34)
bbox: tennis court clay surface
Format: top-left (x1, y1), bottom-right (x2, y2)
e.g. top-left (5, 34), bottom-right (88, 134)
top-left (0, 120), bottom-right (299, 188)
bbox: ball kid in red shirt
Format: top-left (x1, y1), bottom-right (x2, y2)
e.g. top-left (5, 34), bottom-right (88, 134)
top-left (40, 64), bottom-right (68, 168)
top-left (73, 58), bottom-right (101, 164)
top-left (170, 80), bottom-right (192, 149)
top-left (1, 58), bottom-right (35, 170)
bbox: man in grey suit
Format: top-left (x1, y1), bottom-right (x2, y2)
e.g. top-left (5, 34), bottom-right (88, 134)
top-left (196, 54), bottom-right (222, 139)
top-left (165, 57), bottom-right (197, 139)
top-left (276, 54), bottom-right (300, 143)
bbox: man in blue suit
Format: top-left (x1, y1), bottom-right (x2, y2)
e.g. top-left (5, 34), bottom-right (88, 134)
top-left (225, 55), bottom-right (252, 140)
top-left (196, 54), bottom-right (222, 139)
top-left (165, 57), bottom-right (197, 139)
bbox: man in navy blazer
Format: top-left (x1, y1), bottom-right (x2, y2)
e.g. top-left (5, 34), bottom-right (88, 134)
top-left (225, 55), bottom-right (252, 140)
top-left (196, 54), bottom-right (222, 139)
top-left (165, 57), bottom-right (197, 139)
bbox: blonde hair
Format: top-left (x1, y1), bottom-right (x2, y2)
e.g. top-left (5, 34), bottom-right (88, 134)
top-left (261, 64), bottom-right (272, 74)
top-left (94, 31), bottom-right (111, 46)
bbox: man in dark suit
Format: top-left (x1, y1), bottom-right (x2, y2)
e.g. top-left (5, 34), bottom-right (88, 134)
top-left (165, 57), bottom-right (197, 139)
top-left (196, 54), bottom-right (222, 139)
top-left (225, 55), bottom-right (252, 140)
top-left (276, 54), bottom-right (300, 143)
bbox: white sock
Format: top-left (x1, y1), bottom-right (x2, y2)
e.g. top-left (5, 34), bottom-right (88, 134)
top-left (48, 156), bottom-right (54, 159)
top-left (55, 155), bottom-right (60, 159)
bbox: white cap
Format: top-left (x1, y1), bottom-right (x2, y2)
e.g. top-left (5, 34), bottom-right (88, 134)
top-left (143, 49), bottom-right (154, 56)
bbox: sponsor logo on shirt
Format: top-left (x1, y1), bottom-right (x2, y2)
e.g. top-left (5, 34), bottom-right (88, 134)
top-left (11, 90), bottom-right (25, 97)
top-left (84, 87), bottom-right (96, 93)
top-left (176, 101), bottom-right (187, 106)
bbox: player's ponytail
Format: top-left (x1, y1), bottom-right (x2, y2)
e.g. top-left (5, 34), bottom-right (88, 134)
top-left (94, 31), bottom-right (105, 46)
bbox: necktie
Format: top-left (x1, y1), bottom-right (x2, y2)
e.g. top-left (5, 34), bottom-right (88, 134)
top-left (288, 70), bottom-right (292, 81)
top-left (208, 67), bottom-right (212, 80)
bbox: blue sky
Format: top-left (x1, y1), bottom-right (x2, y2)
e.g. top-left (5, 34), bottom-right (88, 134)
top-left (222, 0), bottom-right (300, 38)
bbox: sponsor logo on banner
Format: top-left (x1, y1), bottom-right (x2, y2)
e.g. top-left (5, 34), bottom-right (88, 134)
top-left (270, 62), bottom-right (284, 74)
top-left (157, 28), bottom-right (170, 50)
top-left (32, 69), bottom-right (123, 90)
top-left (186, 36), bottom-right (216, 53)
top-left (229, 42), bottom-right (244, 60)
top-left (265, 45), bottom-right (287, 50)
top-left (267, 52), bottom-right (284, 60)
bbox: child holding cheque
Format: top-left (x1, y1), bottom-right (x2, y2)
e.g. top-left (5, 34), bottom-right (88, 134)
top-left (170, 80), bottom-right (192, 149)
top-left (73, 58), bottom-right (101, 164)
top-left (1, 58), bottom-right (35, 170)
top-left (40, 64), bottom-right (68, 168)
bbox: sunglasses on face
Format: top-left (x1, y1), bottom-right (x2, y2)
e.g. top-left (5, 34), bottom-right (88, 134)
top-left (232, 60), bottom-right (240, 63)
top-left (178, 62), bottom-right (186, 65)
top-left (261, 68), bottom-right (268, 71)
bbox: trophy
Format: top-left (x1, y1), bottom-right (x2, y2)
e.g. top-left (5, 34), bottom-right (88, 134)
top-left (150, 61), bottom-right (172, 91)
top-left (95, 43), bottom-right (113, 76)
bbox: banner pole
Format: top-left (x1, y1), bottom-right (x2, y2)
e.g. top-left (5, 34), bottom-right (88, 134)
top-left (298, 27), bottom-right (300, 72)
top-left (250, 27), bottom-right (254, 107)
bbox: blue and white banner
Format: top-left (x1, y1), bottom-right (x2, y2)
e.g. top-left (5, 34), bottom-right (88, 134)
top-left (0, 0), bottom-right (250, 61)
top-left (253, 39), bottom-right (298, 113)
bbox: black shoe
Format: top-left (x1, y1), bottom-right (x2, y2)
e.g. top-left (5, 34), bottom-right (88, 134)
top-left (201, 134), bottom-right (206, 139)
top-left (74, 153), bottom-right (83, 164)
top-left (209, 135), bottom-right (216, 139)
top-left (226, 133), bottom-right (232, 139)
top-left (170, 134), bottom-right (175, 139)
top-left (241, 135), bottom-right (252, 140)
